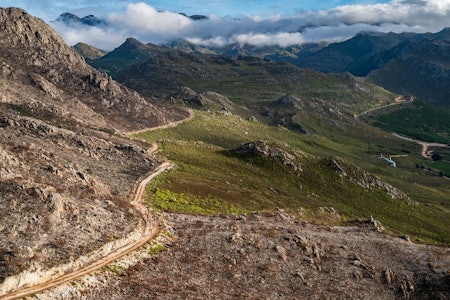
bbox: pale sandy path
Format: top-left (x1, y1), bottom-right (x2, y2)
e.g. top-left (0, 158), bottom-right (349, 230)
top-left (0, 162), bottom-right (173, 300)
top-left (0, 109), bottom-right (194, 299)
top-left (354, 98), bottom-right (414, 121)
top-left (127, 109), bottom-right (194, 136)
top-left (392, 133), bottom-right (450, 159)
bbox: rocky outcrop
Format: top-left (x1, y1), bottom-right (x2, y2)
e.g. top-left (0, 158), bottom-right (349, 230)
top-left (229, 140), bottom-right (304, 172)
top-left (327, 158), bottom-right (411, 201)
top-left (168, 87), bottom-right (234, 114)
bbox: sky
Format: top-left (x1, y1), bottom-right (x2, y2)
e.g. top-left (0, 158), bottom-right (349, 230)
top-left (2, 0), bottom-right (450, 50)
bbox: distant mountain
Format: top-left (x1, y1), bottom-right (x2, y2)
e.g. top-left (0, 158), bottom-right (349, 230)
top-left (73, 42), bottom-right (107, 60)
top-left (165, 39), bottom-right (216, 55)
top-left (178, 13), bottom-right (208, 20)
top-left (161, 29), bottom-right (450, 106)
top-left (89, 37), bottom-right (397, 136)
top-left (56, 12), bottom-right (106, 26)
top-left (367, 38), bottom-right (450, 105)
top-left (89, 37), bottom-right (171, 77)
top-left (290, 31), bottom-right (431, 75)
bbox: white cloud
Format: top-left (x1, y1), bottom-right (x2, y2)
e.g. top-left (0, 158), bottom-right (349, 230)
top-left (51, 1), bottom-right (450, 50)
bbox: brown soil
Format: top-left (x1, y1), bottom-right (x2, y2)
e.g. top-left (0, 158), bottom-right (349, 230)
top-left (76, 213), bottom-right (449, 299)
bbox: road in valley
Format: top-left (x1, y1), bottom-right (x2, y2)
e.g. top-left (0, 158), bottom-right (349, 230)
top-left (354, 97), bottom-right (414, 121)
top-left (392, 133), bottom-right (450, 159)
top-left (353, 98), bottom-right (450, 159)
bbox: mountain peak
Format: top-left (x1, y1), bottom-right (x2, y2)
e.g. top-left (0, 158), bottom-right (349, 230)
top-left (0, 7), bottom-right (85, 69)
top-left (0, 7), bottom-right (188, 132)
top-left (56, 12), bottom-right (106, 26)
top-left (124, 37), bottom-right (145, 47)
top-left (73, 42), bottom-right (107, 60)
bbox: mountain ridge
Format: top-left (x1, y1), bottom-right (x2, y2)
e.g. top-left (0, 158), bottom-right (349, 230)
top-left (0, 8), bottom-right (189, 132)
top-left (0, 7), bottom-right (186, 290)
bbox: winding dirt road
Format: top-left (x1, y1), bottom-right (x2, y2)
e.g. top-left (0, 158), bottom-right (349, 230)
top-left (353, 98), bottom-right (450, 159)
top-left (127, 109), bottom-right (194, 136)
top-left (0, 161), bottom-right (173, 300)
top-left (392, 133), bottom-right (450, 159)
top-left (0, 107), bottom-right (194, 299)
top-left (354, 98), bottom-right (414, 121)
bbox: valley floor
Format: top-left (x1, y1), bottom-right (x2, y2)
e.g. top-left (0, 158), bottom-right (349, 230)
top-left (40, 212), bottom-right (449, 299)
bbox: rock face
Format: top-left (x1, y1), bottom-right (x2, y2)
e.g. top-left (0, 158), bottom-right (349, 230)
top-left (0, 7), bottom-right (189, 132)
top-left (327, 158), bottom-right (411, 201)
top-left (168, 87), bottom-right (235, 114)
top-left (229, 140), bottom-right (304, 172)
top-left (0, 109), bottom-right (156, 287)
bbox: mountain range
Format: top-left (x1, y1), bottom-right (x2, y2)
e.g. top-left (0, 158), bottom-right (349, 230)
top-left (167, 29), bottom-right (450, 106)
top-left (69, 10), bottom-right (449, 107)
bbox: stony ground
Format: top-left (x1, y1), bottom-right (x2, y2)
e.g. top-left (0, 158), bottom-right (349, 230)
top-left (65, 212), bottom-right (449, 300)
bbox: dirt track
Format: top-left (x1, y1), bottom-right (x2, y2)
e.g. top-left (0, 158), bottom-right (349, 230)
top-left (0, 161), bottom-right (173, 300)
top-left (127, 109), bottom-right (194, 136)
top-left (392, 133), bottom-right (450, 159)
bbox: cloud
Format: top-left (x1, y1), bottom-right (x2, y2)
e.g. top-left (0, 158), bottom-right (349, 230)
top-left (51, 0), bottom-right (450, 50)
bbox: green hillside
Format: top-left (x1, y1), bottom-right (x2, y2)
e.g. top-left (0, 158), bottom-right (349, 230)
top-left (88, 39), bottom-right (450, 245)
top-left (135, 111), bottom-right (450, 245)
top-left (364, 101), bottom-right (450, 144)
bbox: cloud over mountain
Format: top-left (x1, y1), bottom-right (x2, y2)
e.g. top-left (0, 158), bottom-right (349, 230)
top-left (51, 0), bottom-right (450, 50)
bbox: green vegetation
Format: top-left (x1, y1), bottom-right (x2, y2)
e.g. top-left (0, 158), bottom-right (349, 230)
top-left (367, 101), bottom-right (450, 144)
top-left (362, 101), bottom-right (450, 177)
top-left (137, 111), bottom-right (450, 245)
top-left (104, 264), bottom-right (125, 276)
top-left (425, 148), bottom-right (450, 177)
top-left (147, 240), bottom-right (167, 255)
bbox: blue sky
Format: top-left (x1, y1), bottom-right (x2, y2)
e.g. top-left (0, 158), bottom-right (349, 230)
top-left (1, 0), bottom-right (449, 50)
top-left (1, 0), bottom-right (391, 20)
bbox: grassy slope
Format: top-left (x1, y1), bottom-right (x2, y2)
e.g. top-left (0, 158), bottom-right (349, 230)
top-left (136, 111), bottom-right (450, 245)
top-left (366, 101), bottom-right (450, 143)
top-left (362, 101), bottom-right (450, 176)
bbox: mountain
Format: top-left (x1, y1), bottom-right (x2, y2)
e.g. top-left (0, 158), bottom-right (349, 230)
top-left (89, 37), bottom-right (168, 77)
top-left (178, 13), bottom-right (208, 20)
top-left (2, 8), bottom-right (449, 299)
top-left (56, 12), bottom-right (106, 26)
top-left (160, 29), bottom-right (450, 106)
top-left (0, 7), bottom-right (187, 292)
top-left (91, 38), bottom-right (396, 134)
top-left (289, 31), bottom-right (430, 75)
top-left (0, 10), bottom-right (187, 132)
top-left (165, 39), bottom-right (216, 55)
top-left (73, 42), bottom-right (107, 60)
top-left (367, 39), bottom-right (450, 105)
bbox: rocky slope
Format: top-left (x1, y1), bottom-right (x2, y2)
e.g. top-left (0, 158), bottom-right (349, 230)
top-left (73, 42), bottom-right (107, 61)
top-left (0, 8), bottom-right (189, 132)
top-left (0, 7), bottom-right (187, 292)
top-left (42, 213), bottom-right (450, 299)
